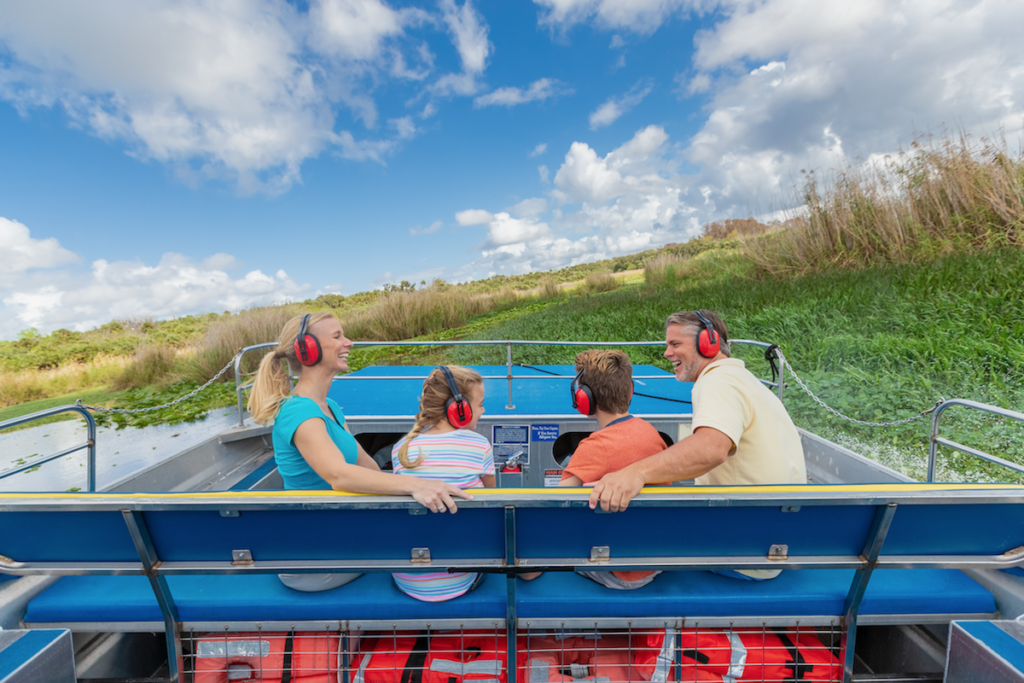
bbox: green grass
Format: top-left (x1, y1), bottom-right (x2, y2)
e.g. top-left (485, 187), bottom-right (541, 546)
top-left (436, 247), bottom-right (1024, 482)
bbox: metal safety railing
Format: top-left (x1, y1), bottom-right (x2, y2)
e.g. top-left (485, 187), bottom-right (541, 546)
top-left (927, 399), bottom-right (1024, 483)
top-left (0, 404), bottom-right (97, 491)
top-left (231, 339), bottom-right (783, 427)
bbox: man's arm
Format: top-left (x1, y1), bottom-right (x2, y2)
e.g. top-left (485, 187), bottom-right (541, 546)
top-left (587, 427), bottom-right (733, 512)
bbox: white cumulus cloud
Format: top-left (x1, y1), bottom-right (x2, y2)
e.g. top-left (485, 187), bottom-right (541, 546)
top-left (455, 209), bottom-right (495, 226)
top-left (0, 221), bottom-right (308, 338)
top-left (474, 78), bottom-right (571, 108)
top-left (589, 81), bottom-right (653, 129)
top-left (0, 217), bottom-right (79, 274)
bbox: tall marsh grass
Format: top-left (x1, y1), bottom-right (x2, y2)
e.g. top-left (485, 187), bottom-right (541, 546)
top-left (579, 270), bottom-right (618, 295)
top-left (184, 306), bottom-right (301, 384)
top-left (747, 133), bottom-right (1024, 275)
top-left (343, 288), bottom-right (494, 341)
top-left (644, 254), bottom-right (686, 288)
top-left (0, 355), bottom-right (128, 408)
top-left (113, 344), bottom-right (178, 390)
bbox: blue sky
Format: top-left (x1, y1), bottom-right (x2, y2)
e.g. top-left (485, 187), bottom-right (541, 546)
top-left (1, 0), bottom-right (1022, 338)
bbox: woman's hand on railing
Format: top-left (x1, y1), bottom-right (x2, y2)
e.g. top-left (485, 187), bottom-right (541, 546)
top-left (408, 478), bottom-right (473, 513)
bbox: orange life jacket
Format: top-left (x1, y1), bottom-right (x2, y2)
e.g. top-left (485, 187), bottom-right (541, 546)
top-left (678, 628), bottom-right (842, 682)
top-left (193, 631), bottom-right (341, 683)
top-left (353, 630), bottom-right (508, 683)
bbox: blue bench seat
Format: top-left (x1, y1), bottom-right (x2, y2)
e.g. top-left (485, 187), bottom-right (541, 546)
top-left (516, 569), bottom-right (995, 619)
top-left (25, 573), bottom-right (508, 624)
top-left (25, 568), bottom-right (994, 627)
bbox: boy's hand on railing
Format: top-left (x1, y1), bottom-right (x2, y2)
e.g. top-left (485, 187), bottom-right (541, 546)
top-left (589, 470), bottom-right (646, 512)
top-left (410, 479), bottom-right (473, 513)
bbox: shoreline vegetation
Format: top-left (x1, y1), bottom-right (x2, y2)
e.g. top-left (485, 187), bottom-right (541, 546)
top-left (2, 132), bottom-right (1022, 481)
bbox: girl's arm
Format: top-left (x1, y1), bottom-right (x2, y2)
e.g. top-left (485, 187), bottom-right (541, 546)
top-left (294, 419), bottom-right (470, 512)
top-left (480, 474), bottom-right (496, 487)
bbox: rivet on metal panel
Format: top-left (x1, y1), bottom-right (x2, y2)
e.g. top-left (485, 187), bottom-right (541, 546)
top-left (409, 507), bottom-right (428, 516)
top-left (780, 506), bottom-right (801, 513)
top-left (231, 549), bottom-right (254, 566)
top-left (589, 546), bottom-right (610, 563)
top-left (767, 544), bottom-right (789, 561)
top-left (220, 510), bottom-right (240, 517)
top-left (412, 547), bottom-right (432, 563)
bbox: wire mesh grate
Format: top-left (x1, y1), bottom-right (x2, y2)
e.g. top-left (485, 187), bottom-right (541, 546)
top-left (181, 621), bottom-right (843, 683)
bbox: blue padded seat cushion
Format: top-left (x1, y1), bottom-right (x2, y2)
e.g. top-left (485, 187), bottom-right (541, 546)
top-left (25, 572), bottom-right (506, 624)
top-left (515, 569), bottom-right (996, 619)
top-left (26, 569), bottom-right (994, 625)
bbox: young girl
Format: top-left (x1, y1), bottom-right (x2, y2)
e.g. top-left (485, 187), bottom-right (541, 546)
top-left (391, 365), bottom-right (495, 601)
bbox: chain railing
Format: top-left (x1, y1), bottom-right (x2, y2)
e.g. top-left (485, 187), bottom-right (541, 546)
top-left (774, 348), bottom-right (943, 428)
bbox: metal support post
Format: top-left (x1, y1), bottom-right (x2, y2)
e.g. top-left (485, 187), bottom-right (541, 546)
top-left (506, 343), bottom-right (516, 410)
top-left (841, 503), bottom-right (897, 683)
top-left (504, 506), bottom-right (517, 683)
top-left (123, 510), bottom-right (183, 683)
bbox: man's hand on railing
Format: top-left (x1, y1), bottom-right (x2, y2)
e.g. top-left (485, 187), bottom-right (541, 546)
top-left (409, 479), bottom-right (473, 513)
top-left (589, 469), bottom-right (646, 512)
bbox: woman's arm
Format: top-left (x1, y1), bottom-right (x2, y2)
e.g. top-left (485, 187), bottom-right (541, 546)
top-left (355, 442), bottom-right (381, 471)
top-left (294, 419), bottom-right (470, 512)
top-left (480, 474), bottom-right (496, 487)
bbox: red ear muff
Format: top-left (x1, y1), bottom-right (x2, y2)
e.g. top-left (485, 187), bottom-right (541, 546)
top-left (294, 314), bottom-right (323, 366)
top-left (570, 370), bottom-right (596, 416)
top-left (438, 366), bottom-right (473, 428)
top-left (694, 310), bottom-right (721, 359)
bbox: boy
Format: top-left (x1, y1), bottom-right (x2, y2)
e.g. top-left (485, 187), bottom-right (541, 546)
top-left (560, 349), bottom-right (668, 589)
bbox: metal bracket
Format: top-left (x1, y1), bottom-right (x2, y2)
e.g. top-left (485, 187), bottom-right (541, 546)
top-left (232, 549), bottom-right (254, 566)
top-left (589, 546), bottom-right (610, 563)
top-left (220, 510), bottom-right (240, 518)
top-left (1001, 545), bottom-right (1024, 560)
top-left (412, 547), bottom-right (431, 563)
top-left (767, 544), bottom-right (789, 561)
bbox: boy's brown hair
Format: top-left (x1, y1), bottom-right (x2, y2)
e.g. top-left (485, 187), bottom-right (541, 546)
top-left (575, 349), bottom-right (633, 414)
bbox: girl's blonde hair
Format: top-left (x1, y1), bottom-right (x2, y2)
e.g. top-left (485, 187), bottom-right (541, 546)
top-left (397, 365), bottom-right (483, 469)
top-left (248, 312), bottom-right (336, 425)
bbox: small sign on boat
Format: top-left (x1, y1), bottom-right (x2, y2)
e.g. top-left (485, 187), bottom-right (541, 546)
top-left (493, 425), bottom-right (530, 466)
top-left (531, 424), bottom-right (559, 441)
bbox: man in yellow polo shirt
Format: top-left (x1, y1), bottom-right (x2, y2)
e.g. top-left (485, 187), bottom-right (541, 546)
top-left (588, 308), bottom-right (806, 508)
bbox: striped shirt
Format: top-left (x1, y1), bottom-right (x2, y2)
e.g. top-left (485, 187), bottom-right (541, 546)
top-left (391, 429), bottom-right (494, 602)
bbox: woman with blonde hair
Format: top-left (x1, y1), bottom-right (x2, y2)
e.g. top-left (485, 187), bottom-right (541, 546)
top-left (391, 365), bottom-right (494, 601)
top-left (248, 313), bottom-right (472, 591)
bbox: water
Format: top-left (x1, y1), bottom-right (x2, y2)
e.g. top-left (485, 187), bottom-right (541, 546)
top-left (0, 408), bottom-right (239, 492)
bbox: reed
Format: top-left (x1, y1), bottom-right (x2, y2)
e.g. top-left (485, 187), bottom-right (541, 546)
top-left (644, 254), bottom-right (686, 288)
top-left (746, 132), bottom-right (1024, 275)
top-left (539, 277), bottom-right (561, 299)
top-left (113, 344), bottom-right (178, 390)
top-left (0, 355), bottom-right (128, 408)
top-left (343, 287), bottom-right (491, 341)
top-left (183, 306), bottom-right (301, 384)
top-left (579, 270), bottom-right (618, 295)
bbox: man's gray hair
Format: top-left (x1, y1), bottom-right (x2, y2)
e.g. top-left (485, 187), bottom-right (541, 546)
top-left (665, 310), bottom-right (731, 356)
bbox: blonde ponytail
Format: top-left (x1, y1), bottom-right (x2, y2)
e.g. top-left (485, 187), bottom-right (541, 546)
top-left (396, 365), bottom-right (483, 469)
top-left (247, 312), bottom-right (336, 425)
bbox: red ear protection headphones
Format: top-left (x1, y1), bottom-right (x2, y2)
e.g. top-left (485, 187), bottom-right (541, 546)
top-left (570, 368), bottom-right (596, 416)
top-left (694, 309), bottom-right (721, 359)
top-left (293, 314), bottom-right (323, 367)
top-left (438, 366), bottom-right (473, 429)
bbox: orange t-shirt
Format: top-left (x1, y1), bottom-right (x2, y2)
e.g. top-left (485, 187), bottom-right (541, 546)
top-left (561, 416), bottom-right (668, 582)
